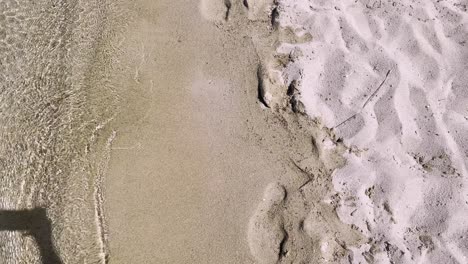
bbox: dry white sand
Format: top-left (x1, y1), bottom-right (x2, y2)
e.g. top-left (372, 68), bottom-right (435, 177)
top-left (266, 0), bottom-right (468, 263)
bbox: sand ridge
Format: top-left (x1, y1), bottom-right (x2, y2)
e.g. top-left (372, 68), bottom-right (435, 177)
top-left (274, 0), bottom-right (468, 263)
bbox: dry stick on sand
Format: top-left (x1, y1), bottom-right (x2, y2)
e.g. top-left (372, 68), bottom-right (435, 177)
top-left (289, 158), bottom-right (314, 190)
top-left (333, 69), bottom-right (392, 129)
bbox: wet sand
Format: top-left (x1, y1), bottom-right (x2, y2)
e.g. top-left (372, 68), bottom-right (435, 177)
top-left (104, 1), bottom-right (284, 263)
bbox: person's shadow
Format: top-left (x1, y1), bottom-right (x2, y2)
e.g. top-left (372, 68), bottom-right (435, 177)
top-left (0, 208), bottom-right (62, 264)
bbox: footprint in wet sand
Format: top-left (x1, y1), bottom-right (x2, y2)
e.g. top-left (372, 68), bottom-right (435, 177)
top-left (248, 182), bottom-right (287, 264)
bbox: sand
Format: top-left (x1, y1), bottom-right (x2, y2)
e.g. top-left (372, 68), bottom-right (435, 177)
top-left (268, 0), bottom-right (468, 262)
top-left (104, 1), bottom-right (285, 263)
top-left (196, 0), bottom-right (468, 263)
top-left (104, 0), bottom-right (359, 263)
top-left (105, 1), bottom-right (362, 263)
top-left (2, 0), bottom-right (468, 263)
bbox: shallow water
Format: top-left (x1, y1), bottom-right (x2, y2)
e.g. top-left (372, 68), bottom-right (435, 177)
top-left (0, 1), bottom-right (130, 262)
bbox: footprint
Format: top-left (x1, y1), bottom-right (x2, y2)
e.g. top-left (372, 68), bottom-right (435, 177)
top-left (248, 183), bottom-right (287, 264)
top-left (257, 62), bottom-right (288, 109)
top-left (199, 0), bottom-right (231, 22)
top-left (246, 0), bottom-right (276, 21)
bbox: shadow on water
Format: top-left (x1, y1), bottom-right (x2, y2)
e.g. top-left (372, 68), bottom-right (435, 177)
top-left (0, 208), bottom-right (62, 264)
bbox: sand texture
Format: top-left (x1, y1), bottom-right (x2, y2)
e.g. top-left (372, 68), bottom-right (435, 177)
top-left (1, 0), bottom-right (468, 263)
top-left (258, 0), bottom-right (468, 263)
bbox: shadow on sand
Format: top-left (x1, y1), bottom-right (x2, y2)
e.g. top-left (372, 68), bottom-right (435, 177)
top-left (0, 208), bottom-right (62, 264)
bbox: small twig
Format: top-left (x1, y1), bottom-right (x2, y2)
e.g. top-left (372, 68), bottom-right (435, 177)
top-left (290, 158), bottom-right (309, 175)
top-left (333, 69), bottom-right (392, 129)
top-left (334, 113), bottom-right (357, 129)
top-left (298, 178), bottom-right (312, 190)
top-left (290, 158), bottom-right (314, 190)
top-left (362, 69), bottom-right (391, 109)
